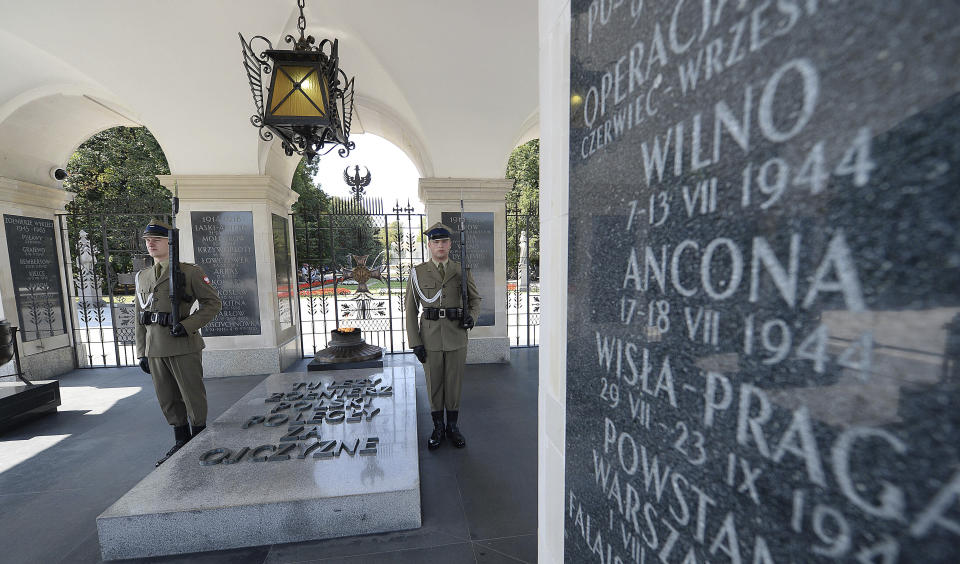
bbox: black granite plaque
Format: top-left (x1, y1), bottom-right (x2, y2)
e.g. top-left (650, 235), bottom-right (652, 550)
top-left (442, 211), bottom-right (495, 326)
top-left (566, 2), bottom-right (960, 562)
top-left (192, 211), bottom-right (260, 336)
top-left (272, 214), bottom-right (294, 330)
top-left (3, 215), bottom-right (67, 342)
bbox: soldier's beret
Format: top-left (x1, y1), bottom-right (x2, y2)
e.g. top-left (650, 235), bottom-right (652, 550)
top-left (143, 219), bottom-right (171, 238)
top-left (424, 222), bottom-right (453, 240)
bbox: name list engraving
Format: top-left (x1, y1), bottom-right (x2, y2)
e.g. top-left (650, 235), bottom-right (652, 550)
top-left (3, 214), bottom-right (67, 342)
top-left (191, 211), bottom-right (261, 336)
top-left (442, 211), bottom-right (496, 326)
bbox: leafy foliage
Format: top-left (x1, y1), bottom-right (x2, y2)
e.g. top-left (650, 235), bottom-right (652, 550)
top-left (63, 127), bottom-right (172, 289)
top-left (505, 139), bottom-right (539, 278)
top-left (291, 157), bottom-right (329, 215)
top-left (65, 126), bottom-right (171, 216)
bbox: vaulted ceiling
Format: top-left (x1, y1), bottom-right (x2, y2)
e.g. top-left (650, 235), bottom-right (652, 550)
top-left (0, 1), bottom-right (539, 187)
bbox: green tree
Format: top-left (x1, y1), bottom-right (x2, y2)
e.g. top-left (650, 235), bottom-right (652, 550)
top-left (505, 139), bottom-right (539, 279)
top-left (291, 157), bottom-right (329, 215)
top-left (63, 126), bottom-right (172, 291)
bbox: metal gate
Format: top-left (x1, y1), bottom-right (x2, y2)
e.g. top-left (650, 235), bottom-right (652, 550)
top-left (292, 199), bottom-right (542, 357)
top-left (292, 199), bottom-right (427, 356)
top-left (507, 208), bottom-right (540, 347)
top-left (57, 202), bottom-right (541, 366)
top-left (57, 212), bottom-right (169, 368)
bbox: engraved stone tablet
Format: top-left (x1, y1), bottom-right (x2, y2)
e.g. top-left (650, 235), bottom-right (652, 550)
top-left (3, 215), bottom-right (67, 342)
top-left (565, 2), bottom-right (960, 562)
top-left (97, 367), bottom-right (419, 559)
top-left (442, 211), bottom-right (495, 326)
top-left (191, 211), bottom-right (261, 336)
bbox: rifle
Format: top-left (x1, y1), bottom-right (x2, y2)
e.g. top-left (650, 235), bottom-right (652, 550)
top-left (459, 199), bottom-right (471, 329)
top-left (168, 182), bottom-right (185, 335)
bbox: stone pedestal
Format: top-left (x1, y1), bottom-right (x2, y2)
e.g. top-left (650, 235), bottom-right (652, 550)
top-left (157, 175), bottom-right (301, 377)
top-left (0, 177), bottom-right (75, 381)
top-left (419, 178), bottom-right (511, 363)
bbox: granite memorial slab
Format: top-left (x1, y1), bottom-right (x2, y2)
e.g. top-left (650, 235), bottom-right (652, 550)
top-left (3, 214), bottom-right (67, 342)
top-left (442, 211), bottom-right (495, 326)
top-left (191, 211), bottom-right (261, 336)
top-left (97, 366), bottom-right (420, 560)
top-left (565, 1), bottom-right (960, 562)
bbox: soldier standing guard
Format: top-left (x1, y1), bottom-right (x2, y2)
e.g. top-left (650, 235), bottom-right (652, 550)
top-left (135, 220), bottom-right (222, 466)
top-left (405, 222), bottom-right (482, 449)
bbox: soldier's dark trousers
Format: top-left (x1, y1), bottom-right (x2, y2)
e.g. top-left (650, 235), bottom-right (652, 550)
top-left (423, 347), bottom-right (467, 411)
top-left (147, 353), bottom-right (207, 427)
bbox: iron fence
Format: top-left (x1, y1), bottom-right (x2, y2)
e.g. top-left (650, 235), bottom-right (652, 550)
top-left (57, 212), bottom-right (168, 368)
top-left (507, 208), bottom-right (540, 347)
top-left (292, 199), bottom-right (427, 356)
top-left (57, 200), bottom-right (541, 367)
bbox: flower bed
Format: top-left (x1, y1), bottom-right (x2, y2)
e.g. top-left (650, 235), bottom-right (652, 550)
top-left (305, 287), bottom-right (352, 296)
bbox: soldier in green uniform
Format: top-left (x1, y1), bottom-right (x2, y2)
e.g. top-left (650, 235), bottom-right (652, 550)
top-left (404, 222), bottom-right (481, 450)
top-left (135, 220), bottom-right (222, 466)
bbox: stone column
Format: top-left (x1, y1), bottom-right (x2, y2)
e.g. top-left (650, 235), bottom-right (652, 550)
top-left (157, 175), bottom-right (300, 377)
top-left (538, 0), bottom-right (570, 560)
top-left (0, 176), bottom-right (76, 380)
top-left (418, 178), bottom-right (511, 364)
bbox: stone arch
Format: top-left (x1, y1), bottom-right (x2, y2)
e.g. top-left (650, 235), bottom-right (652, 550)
top-left (0, 87), bottom-right (146, 188)
top-left (500, 108), bottom-right (541, 177)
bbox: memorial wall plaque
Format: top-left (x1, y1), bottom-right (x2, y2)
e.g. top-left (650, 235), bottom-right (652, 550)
top-left (272, 214), bottom-right (294, 330)
top-left (191, 211), bottom-right (261, 336)
top-left (442, 211), bottom-right (495, 326)
top-left (3, 215), bottom-right (67, 342)
top-left (565, 2), bottom-right (960, 562)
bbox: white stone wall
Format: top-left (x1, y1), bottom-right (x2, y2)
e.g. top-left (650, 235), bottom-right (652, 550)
top-left (538, 0), bottom-right (570, 561)
top-left (0, 177), bottom-right (76, 380)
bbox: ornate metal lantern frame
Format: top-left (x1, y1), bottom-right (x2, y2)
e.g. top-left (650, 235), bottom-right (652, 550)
top-left (240, 0), bottom-right (355, 161)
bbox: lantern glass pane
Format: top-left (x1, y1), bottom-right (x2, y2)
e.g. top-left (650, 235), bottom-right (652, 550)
top-left (268, 65), bottom-right (328, 117)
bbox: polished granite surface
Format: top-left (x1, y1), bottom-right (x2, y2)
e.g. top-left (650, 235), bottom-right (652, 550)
top-left (97, 367), bottom-right (420, 559)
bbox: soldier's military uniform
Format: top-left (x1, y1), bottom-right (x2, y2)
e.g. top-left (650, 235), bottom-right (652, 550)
top-left (135, 220), bottom-right (221, 465)
top-left (405, 222), bottom-right (481, 449)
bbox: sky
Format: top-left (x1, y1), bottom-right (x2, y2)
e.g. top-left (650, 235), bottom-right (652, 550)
top-left (312, 133), bottom-right (424, 214)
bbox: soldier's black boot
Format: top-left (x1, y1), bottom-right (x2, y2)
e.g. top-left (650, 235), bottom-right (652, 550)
top-left (446, 410), bottom-right (466, 448)
top-left (156, 424), bottom-right (191, 467)
top-left (190, 424), bottom-right (206, 439)
top-left (428, 411), bottom-right (445, 450)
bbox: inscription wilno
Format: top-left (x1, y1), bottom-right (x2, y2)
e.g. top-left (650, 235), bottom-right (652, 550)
top-left (566, 1), bottom-right (960, 563)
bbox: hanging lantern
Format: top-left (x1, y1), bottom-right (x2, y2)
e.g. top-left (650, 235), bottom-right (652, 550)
top-left (240, 0), bottom-right (355, 161)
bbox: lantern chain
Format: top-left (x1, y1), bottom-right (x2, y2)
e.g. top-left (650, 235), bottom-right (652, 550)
top-left (297, 0), bottom-right (307, 43)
